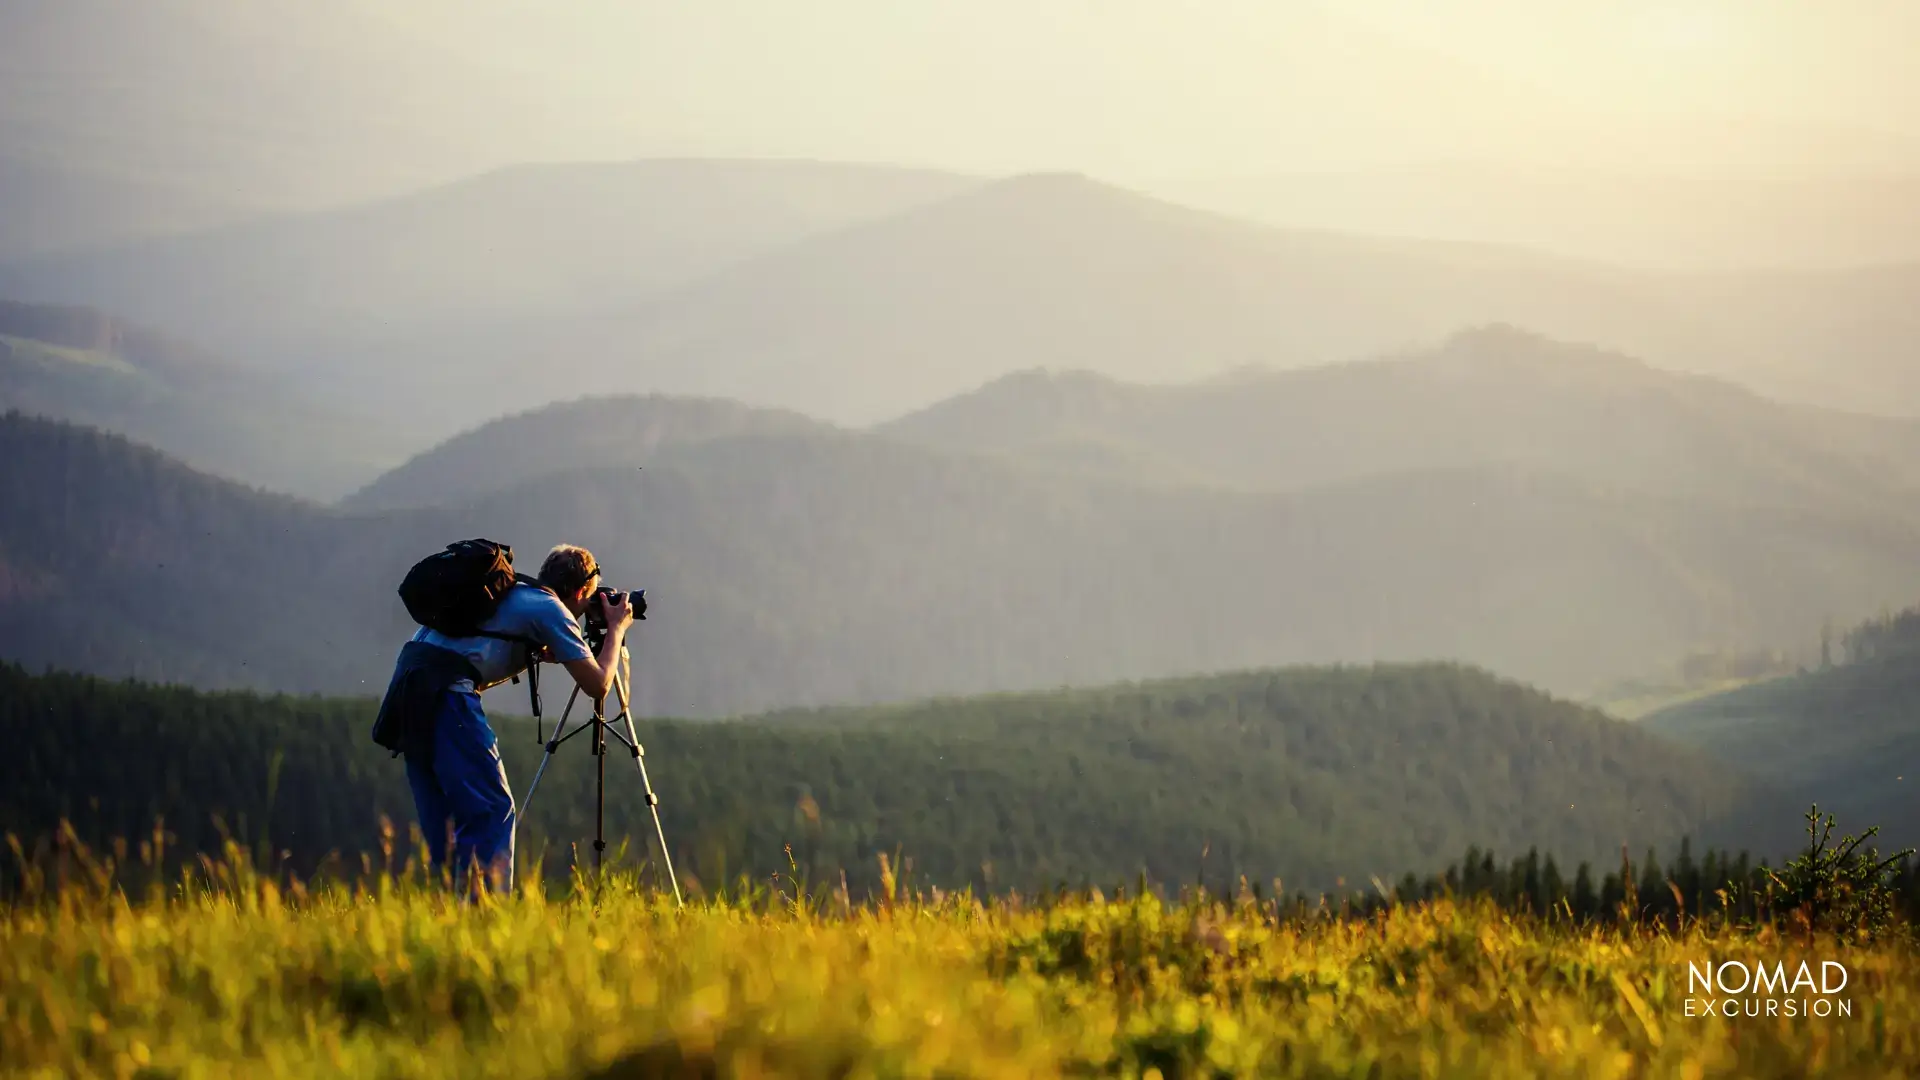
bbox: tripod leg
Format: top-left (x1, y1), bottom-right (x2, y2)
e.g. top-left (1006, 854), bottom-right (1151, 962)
top-left (520, 685), bottom-right (580, 815)
top-left (615, 647), bottom-right (682, 907)
top-left (593, 699), bottom-right (607, 877)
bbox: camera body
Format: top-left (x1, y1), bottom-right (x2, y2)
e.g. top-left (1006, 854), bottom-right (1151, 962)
top-left (583, 584), bottom-right (645, 650)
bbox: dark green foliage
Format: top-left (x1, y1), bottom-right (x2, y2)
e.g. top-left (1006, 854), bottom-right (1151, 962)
top-left (1, 661), bottom-right (1774, 899)
top-left (1339, 809), bottom-right (1920, 934)
top-left (1760, 805), bottom-right (1915, 937)
top-left (0, 412), bottom-right (389, 691)
top-left (2, 665), bottom-right (415, 889)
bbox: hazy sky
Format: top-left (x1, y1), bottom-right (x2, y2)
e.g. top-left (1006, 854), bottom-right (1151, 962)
top-left (4, 0), bottom-right (1916, 266)
top-left (1365, 1), bottom-right (1915, 132)
top-left (367, 0), bottom-right (1920, 181)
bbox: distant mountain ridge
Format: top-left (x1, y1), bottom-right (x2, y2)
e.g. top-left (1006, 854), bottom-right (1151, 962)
top-left (343, 393), bottom-right (830, 511)
top-left (342, 326), bottom-right (1920, 529)
top-left (0, 158), bottom-right (980, 361)
top-left (0, 154), bottom-right (271, 261)
top-left (6, 161), bottom-right (1918, 445)
top-left (0, 298), bottom-right (404, 498)
top-left (1171, 166), bottom-right (1920, 272)
top-left (513, 172), bottom-right (1682, 426)
top-left (10, 410), bottom-right (1920, 717)
top-left (0, 297), bottom-right (240, 378)
top-left (889, 325), bottom-right (1920, 517)
top-left (346, 171), bottom-right (1920, 429)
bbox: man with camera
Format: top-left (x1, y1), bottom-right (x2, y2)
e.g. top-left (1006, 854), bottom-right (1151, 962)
top-left (375, 543), bottom-right (637, 893)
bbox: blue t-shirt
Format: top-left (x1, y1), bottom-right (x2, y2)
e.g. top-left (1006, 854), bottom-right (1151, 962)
top-left (412, 583), bottom-right (594, 692)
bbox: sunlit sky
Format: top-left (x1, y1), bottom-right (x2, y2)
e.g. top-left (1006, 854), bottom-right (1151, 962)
top-left (367, 0), bottom-right (1920, 181)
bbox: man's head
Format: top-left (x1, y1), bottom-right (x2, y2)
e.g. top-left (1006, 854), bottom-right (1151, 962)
top-left (538, 544), bottom-right (601, 616)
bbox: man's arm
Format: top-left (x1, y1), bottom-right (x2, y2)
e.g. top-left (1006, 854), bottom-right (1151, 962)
top-left (562, 593), bottom-right (634, 701)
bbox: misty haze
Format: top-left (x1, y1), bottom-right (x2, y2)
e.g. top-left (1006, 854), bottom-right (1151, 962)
top-left (4, 3), bottom-right (1919, 1075)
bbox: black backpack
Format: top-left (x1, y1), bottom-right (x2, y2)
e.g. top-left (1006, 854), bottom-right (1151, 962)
top-left (398, 538), bottom-right (521, 637)
top-left (378, 539), bottom-right (552, 757)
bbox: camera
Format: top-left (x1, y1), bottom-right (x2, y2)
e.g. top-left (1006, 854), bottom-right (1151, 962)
top-left (584, 585), bottom-right (645, 649)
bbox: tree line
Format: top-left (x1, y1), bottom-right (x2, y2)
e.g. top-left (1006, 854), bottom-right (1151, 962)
top-left (0, 659), bottom-right (1791, 901)
top-left (1833, 604), bottom-right (1920, 666)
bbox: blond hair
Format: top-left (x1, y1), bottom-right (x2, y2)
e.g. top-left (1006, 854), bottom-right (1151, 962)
top-left (537, 544), bottom-right (599, 596)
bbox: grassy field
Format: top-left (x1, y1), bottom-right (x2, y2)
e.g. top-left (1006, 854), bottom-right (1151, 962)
top-left (4, 841), bottom-right (1917, 1080)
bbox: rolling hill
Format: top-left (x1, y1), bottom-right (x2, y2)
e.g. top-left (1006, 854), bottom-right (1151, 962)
top-left (1170, 165), bottom-right (1920, 272)
top-left (0, 154), bottom-right (268, 261)
top-left (0, 158), bottom-right (979, 365)
top-left (9, 164), bottom-right (1918, 440)
top-left (1644, 651), bottom-right (1920, 850)
top-left (881, 325), bottom-right (1920, 515)
top-left (9, 411), bottom-right (1920, 716)
top-left (4, 660), bottom-right (1785, 898)
top-left (342, 394), bottom-right (830, 512)
top-left (286, 171), bottom-right (1920, 432)
top-left (1675, 262), bottom-right (1920, 420)
top-left (493, 172), bottom-right (1708, 427)
top-left (0, 299), bottom-right (407, 499)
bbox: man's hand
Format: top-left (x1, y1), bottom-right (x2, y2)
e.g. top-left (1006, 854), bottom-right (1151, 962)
top-left (565, 591), bottom-right (638, 702)
top-left (600, 590), bottom-right (635, 637)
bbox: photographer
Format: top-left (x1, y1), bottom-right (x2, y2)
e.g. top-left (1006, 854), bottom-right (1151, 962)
top-left (376, 544), bottom-right (636, 893)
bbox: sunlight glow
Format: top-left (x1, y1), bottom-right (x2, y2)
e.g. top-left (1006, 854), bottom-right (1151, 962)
top-left (1637, 6), bottom-right (1726, 51)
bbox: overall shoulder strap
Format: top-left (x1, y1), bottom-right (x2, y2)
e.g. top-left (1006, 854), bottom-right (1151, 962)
top-left (470, 579), bottom-right (548, 645)
top-left (479, 579), bottom-right (554, 733)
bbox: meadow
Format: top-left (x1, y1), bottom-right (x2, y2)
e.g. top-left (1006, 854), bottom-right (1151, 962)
top-left (4, 835), bottom-right (1917, 1080)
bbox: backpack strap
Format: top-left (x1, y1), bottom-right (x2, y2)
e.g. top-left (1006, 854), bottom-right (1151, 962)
top-left (467, 578), bottom-right (551, 650)
top-left (470, 578), bottom-right (562, 740)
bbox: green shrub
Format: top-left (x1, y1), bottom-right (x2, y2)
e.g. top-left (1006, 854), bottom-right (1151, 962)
top-left (1765, 804), bottom-right (1915, 938)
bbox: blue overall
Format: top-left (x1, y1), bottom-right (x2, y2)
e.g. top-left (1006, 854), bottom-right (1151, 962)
top-left (405, 686), bottom-right (516, 891)
top-left (376, 583), bottom-right (594, 894)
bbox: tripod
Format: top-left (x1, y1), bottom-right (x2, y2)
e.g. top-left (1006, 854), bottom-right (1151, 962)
top-left (520, 639), bottom-right (682, 906)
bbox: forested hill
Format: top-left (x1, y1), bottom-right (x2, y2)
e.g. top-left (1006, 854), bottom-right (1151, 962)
top-left (0, 414), bottom-right (373, 689)
top-left (1645, 646), bottom-right (1920, 850)
top-left (10, 411), bottom-right (1920, 713)
top-left (3, 660), bottom-right (1788, 897)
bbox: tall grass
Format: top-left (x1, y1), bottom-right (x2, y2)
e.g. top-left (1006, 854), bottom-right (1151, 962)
top-left (5, 824), bottom-right (1918, 1078)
